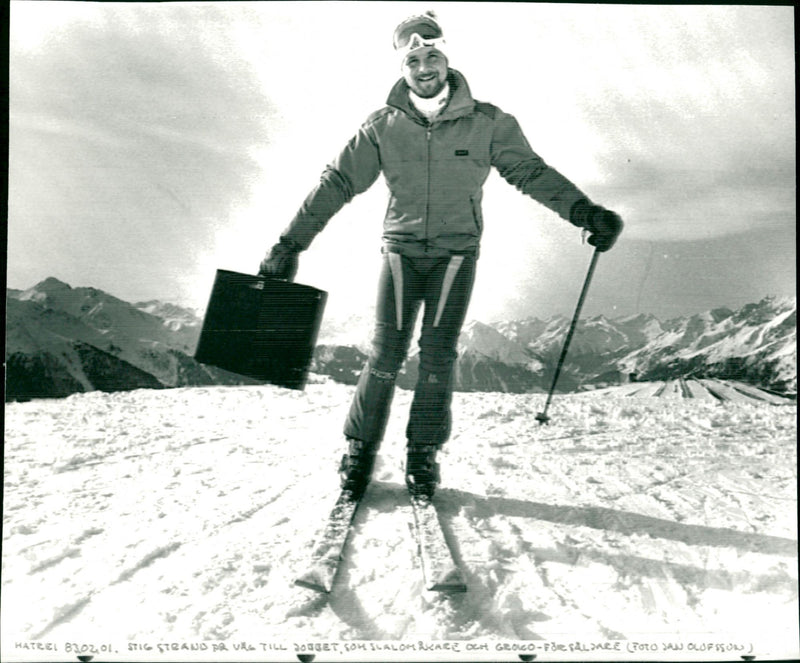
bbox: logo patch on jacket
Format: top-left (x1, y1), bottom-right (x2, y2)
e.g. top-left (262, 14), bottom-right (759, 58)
top-left (455, 149), bottom-right (469, 156)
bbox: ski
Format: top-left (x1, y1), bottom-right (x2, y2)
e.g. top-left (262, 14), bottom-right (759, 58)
top-left (408, 494), bottom-right (467, 593)
top-left (294, 489), bottom-right (362, 593)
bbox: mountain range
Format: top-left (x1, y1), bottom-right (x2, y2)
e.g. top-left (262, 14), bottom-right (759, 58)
top-left (6, 278), bottom-right (256, 401)
top-left (5, 278), bottom-right (796, 401)
top-left (312, 297), bottom-right (796, 396)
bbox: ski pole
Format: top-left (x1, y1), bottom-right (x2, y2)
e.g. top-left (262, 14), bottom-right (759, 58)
top-left (536, 247), bottom-right (601, 424)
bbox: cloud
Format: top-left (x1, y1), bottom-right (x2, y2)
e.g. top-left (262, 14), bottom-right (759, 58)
top-left (603, 152), bottom-right (796, 242)
top-left (527, 5), bottom-right (796, 242)
top-left (580, 66), bottom-right (796, 242)
top-left (9, 3), bottom-right (277, 303)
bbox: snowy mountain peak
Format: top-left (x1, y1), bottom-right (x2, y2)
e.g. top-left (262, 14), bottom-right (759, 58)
top-left (134, 301), bottom-right (202, 331)
top-left (458, 320), bottom-right (534, 366)
top-left (34, 276), bottom-right (73, 292)
top-left (17, 277), bottom-right (73, 303)
top-left (731, 295), bottom-right (796, 326)
top-left (709, 306), bottom-right (735, 323)
top-left (14, 278), bottom-right (128, 312)
top-left (617, 312), bottom-right (657, 324)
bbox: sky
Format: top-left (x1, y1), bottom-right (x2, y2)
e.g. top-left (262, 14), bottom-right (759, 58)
top-left (7, 1), bottom-right (796, 323)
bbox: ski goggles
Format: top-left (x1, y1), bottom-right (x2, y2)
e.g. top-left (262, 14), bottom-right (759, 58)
top-left (395, 32), bottom-right (447, 61)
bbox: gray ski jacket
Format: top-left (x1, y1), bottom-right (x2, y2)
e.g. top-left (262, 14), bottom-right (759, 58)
top-left (280, 69), bottom-right (591, 258)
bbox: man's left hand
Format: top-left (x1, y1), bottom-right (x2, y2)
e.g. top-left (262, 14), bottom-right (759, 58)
top-left (587, 207), bottom-right (623, 252)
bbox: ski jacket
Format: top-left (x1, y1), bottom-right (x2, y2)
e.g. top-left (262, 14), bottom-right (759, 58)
top-left (280, 69), bottom-right (590, 258)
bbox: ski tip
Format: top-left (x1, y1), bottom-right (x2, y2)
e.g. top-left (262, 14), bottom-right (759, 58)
top-left (430, 581), bottom-right (468, 593)
top-left (294, 573), bottom-right (332, 594)
top-left (429, 569), bottom-right (468, 593)
top-left (409, 494), bottom-right (434, 507)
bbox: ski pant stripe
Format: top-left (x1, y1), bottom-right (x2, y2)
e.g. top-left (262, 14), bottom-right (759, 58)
top-left (387, 252), bottom-right (404, 331)
top-left (433, 255), bottom-right (464, 328)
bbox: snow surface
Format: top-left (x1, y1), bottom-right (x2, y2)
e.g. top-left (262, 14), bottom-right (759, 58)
top-left (2, 378), bottom-right (797, 661)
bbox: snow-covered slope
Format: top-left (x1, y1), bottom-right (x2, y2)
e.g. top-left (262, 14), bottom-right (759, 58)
top-left (2, 380), bottom-right (797, 659)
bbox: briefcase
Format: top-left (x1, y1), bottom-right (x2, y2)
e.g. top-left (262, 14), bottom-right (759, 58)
top-left (194, 269), bottom-right (327, 390)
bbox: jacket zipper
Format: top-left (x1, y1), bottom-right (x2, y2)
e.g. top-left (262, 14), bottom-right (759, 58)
top-left (425, 126), bottom-right (432, 252)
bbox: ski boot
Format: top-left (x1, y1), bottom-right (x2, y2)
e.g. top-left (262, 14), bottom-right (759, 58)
top-left (405, 442), bottom-right (441, 500)
top-left (338, 437), bottom-right (378, 500)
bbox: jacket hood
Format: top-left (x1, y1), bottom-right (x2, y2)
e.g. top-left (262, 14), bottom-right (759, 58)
top-left (386, 69), bottom-right (475, 122)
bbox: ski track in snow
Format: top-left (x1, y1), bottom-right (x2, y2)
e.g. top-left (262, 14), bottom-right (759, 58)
top-left (2, 378), bottom-right (797, 655)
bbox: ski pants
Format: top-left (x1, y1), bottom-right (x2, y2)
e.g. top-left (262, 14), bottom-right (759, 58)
top-left (344, 251), bottom-right (476, 447)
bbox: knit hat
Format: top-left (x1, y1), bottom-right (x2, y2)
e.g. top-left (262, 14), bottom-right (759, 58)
top-left (393, 11), bottom-right (447, 62)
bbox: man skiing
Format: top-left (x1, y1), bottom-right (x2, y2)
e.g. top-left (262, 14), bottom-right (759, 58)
top-left (259, 12), bottom-right (623, 502)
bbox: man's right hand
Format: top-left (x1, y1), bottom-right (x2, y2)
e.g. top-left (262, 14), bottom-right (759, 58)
top-left (258, 238), bottom-right (300, 281)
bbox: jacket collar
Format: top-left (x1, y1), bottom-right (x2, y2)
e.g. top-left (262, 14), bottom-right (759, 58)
top-left (387, 69), bottom-right (475, 123)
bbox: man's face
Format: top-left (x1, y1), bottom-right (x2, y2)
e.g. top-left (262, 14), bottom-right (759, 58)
top-left (402, 47), bottom-right (448, 98)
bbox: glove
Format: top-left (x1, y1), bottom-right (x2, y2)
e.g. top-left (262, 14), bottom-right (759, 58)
top-left (570, 199), bottom-right (623, 252)
top-left (586, 207), bottom-right (623, 252)
top-left (258, 238), bottom-right (300, 281)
